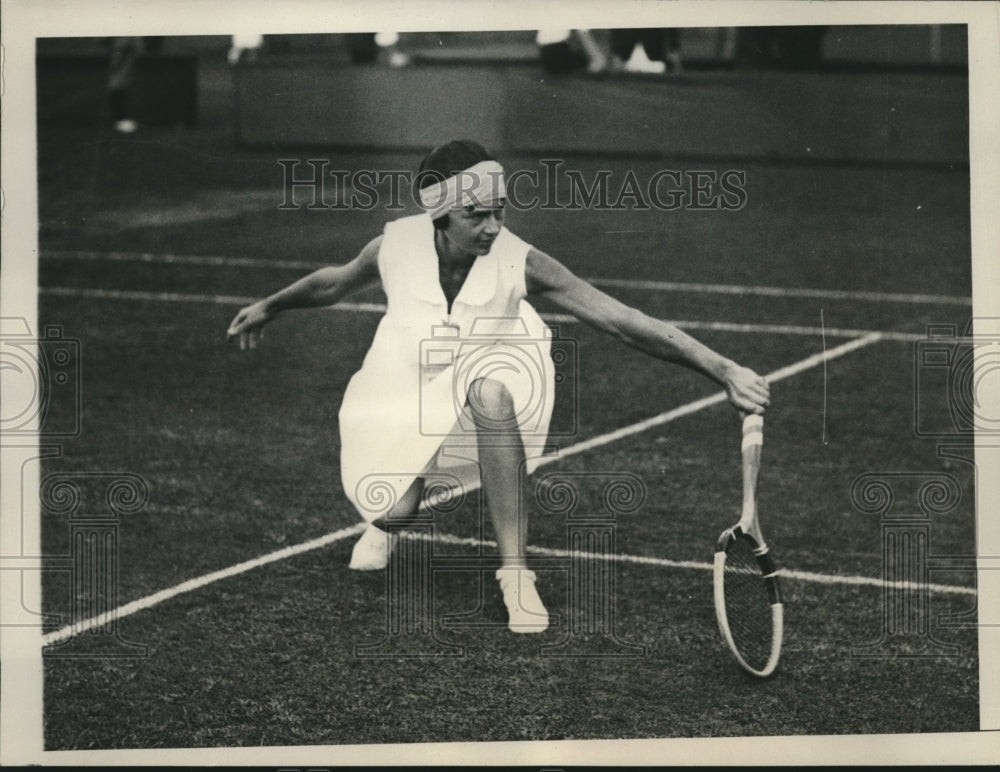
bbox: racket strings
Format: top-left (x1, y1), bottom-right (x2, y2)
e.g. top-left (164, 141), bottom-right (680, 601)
top-left (723, 538), bottom-right (774, 672)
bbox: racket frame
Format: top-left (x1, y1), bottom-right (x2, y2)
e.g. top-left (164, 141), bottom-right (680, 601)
top-left (713, 526), bottom-right (784, 677)
top-left (713, 414), bottom-right (784, 678)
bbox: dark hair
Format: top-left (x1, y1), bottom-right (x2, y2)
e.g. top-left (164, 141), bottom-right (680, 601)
top-left (416, 140), bottom-right (495, 229)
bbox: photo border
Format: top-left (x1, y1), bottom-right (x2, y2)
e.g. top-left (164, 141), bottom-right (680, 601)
top-left (2, 0), bottom-right (998, 766)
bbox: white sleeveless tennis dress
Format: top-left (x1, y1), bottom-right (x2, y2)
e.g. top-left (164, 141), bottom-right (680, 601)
top-left (338, 213), bottom-right (556, 523)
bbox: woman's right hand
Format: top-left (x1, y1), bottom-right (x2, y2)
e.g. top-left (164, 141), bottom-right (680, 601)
top-left (226, 300), bottom-right (274, 350)
top-left (723, 363), bottom-right (770, 415)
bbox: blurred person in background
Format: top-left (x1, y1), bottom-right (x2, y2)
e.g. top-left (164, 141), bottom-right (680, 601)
top-left (105, 36), bottom-right (165, 133)
top-left (609, 28), bottom-right (683, 74)
top-left (105, 36), bottom-right (142, 133)
top-left (346, 32), bottom-right (410, 67)
top-left (228, 33), bottom-right (264, 65)
top-left (536, 29), bottom-right (608, 74)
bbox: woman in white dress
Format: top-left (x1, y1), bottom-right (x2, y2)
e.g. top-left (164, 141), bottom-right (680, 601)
top-left (227, 140), bottom-right (770, 633)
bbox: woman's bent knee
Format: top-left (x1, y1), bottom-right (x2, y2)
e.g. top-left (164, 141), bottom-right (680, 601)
top-left (468, 377), bottom-right (516, 424)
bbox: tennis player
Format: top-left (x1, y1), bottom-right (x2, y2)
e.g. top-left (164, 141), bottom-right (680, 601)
top-left (227, 139), bottom-right (770, 633)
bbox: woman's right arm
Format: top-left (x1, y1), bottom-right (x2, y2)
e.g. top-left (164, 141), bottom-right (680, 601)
top-left (226, 235), bottom-right (382, 350)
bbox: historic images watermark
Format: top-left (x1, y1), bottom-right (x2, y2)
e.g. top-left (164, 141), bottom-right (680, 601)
top-left (852, 319), bottom-right (1000, 658)
top-left (0, 317), bottom-right (81, 439)
top-left (850, 472), bottom-right (964, 659)
top-left (0, 317), bottom-right (148, 657)
top-left (418, 318), bottom-right (578, 439)
top-left (39, 472), bottom-right (150, 658)
top-left (277, 158), bottom-right (748, 213)
top-left (353, 467), bottom-right (648, 659)
top-left (913, 320), bottom-right (1000, 439)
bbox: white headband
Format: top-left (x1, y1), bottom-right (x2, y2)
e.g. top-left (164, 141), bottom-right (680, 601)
top-left (418, 160), bottom-right (506, 221)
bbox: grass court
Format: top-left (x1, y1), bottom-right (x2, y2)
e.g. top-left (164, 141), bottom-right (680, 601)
top-left (33, 55), bottom-right (979, 749)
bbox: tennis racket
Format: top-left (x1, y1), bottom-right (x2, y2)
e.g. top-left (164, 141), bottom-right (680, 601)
top-left (713, 413), bottom-right (783, 677)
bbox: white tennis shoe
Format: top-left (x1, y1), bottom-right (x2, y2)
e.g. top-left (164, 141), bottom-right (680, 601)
top-left (496, 567), bottom-right (549, 633)
top-left (348, 524), bottom-right (391, 570)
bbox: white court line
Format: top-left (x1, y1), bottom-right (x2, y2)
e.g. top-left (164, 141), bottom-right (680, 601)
top-left (42, 499), bottom-right (976, 646)
top-left (536, 332), bottom-right (884, 464)
top-left (41, 249), bottom-right (323, 271)
top-left (41, 523), bottom-right (366, 647)
top-left (591, 277), bottom-right (972, 306)
top-left (41, 332), bottom-right (935, 648)
top-left (40, 249), bottom-right (972, 306)
top-left (43, 286), bottom-right (261, 307)
top-left (39, 286), bottom-right (925, 342)
top-left (424, 533), bottom-right (977, 597)
top-left (40, 286), bottom-right (390, 316)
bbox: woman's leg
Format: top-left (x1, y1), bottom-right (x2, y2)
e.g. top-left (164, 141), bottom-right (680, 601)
top-left (467, 378), bottom-right (548, 632)
top-left (372, 476), bottom-right (425, 530)
top-left (467, 377), bottom-right (528, 568)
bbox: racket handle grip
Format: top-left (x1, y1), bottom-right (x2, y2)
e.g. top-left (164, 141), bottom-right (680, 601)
top-left (741, 414), bottom-right (763, 519)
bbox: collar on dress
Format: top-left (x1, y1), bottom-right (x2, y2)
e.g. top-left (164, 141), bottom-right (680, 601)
top-left (411, 215), bottom-right (501, 309)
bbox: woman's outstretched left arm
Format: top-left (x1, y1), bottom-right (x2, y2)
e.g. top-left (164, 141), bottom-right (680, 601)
top-left (525, 247), bottom-right (770, 414)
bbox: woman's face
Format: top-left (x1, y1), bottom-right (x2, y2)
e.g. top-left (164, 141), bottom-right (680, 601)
top-left (441, 202), bottom-right (506, 257)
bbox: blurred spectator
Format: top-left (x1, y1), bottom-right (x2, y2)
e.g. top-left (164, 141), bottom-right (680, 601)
top-left (103, 36), bottom-right (196, 131)
top-left (715, 27), bottom-right (738, 62)
top-left (346, 32), bottom-right (409, 67)
top-left (374, 32), bottom-right (411, 68)
top-left (663, 29), bottom-right (683, 74)
top-left (229, 34), bottom-right (264, 65)
top-left (536, 29), bottom-right (608, 74)
top-left (609, 28), bottom-right (683, 74)
top-left (105, 36), bottom-right (143, 132)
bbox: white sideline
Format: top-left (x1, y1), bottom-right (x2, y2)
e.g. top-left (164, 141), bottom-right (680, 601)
top-left (40, 249), bottom-right (972, 306)
top-left (39, 286), bottom-right (926, 341)
top-left (41, 331), bottom-right (972, 649)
